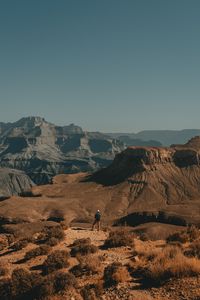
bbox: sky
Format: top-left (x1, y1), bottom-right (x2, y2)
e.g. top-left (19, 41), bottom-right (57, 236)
top-left (0, 0), bottom-right (200, 132)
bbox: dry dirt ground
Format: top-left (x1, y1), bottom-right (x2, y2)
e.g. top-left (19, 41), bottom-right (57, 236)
top-left (1, 226), bottom-right (200, 300)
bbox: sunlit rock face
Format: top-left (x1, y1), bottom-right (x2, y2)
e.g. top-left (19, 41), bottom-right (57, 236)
top-left (0, 117), bottom-right (125, 184)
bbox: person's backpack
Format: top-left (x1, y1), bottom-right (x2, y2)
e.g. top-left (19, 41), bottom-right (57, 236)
top-left (95, 212), bottom-right (101, 221)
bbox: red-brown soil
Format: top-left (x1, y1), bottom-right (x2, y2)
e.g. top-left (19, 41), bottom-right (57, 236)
top-left (0, 226), bottom-right (200, 300)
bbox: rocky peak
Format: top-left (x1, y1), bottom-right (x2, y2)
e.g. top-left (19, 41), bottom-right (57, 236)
top-left (184, 136), bottom-right (200, 150)
top-left (14, 116), bottom-right (47, 128)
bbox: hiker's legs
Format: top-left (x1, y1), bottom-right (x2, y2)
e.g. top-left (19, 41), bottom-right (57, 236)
top-left (97, 220), bottom-right (100, 231)
top-left (92, 220), bottom-right (97, 230)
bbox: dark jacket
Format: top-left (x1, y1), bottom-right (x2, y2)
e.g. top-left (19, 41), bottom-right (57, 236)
top-left (95, 212), bottom-right (101, 221)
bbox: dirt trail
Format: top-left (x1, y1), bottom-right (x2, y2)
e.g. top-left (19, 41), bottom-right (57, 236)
top-left (64, 227), bottom-right (108, 247)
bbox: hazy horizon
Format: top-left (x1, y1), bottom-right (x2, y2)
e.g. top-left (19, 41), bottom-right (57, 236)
top-left (1, 0), bottom-right (200, 132)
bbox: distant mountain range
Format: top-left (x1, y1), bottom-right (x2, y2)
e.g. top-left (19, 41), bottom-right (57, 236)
top-left (1, 116), bottom-right (200, 186)
top-left (108, 129), bottom-right (200, 146)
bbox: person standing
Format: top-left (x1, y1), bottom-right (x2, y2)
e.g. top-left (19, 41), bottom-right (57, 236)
top-left (92, 210), bottom-right (101, 231)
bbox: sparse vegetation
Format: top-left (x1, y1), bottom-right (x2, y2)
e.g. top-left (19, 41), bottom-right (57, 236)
top-left (70, 238), bottom-right (98, 257)
top-left (104, 262), bottom-right (130, 287)
top-left (46, 237), bottom-right (60, 246)
top-left (38, 225), bottom-right (65, 246)
top-left (70, 255), bottom-right (102, 277)
top-left (104, 229), bottom-right (135, 248)
top-left (24, 245), bottom-right (50, 260)
top-left (10, 268), bottom-right (41, 299)
top-left (0, 262), bottom-right (9, 277)
top-left (38, 271), bottom-right (77, 299)
top-left (166, 225), bottom-right (200, 244)
top-left (143, 246), bottom-right (200, 286)
top-left (185, 239), bottom-right (200, 258)
top-left (44, 225), bottom-right (65, 240)
top-left (0, 235), bottom-right (8, 251)
top-left (81, 282), bottom-right (103, 300)
top-left (43, 250), bottom-right (70, 274)
top-left (0, 267), bottom-right (76, 300)
top-left (11, 239), bottom-right (29, 251)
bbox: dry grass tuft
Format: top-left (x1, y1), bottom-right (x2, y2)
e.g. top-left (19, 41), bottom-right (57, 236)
top-left (143, 246), bottom-right (200, 286)
top-left (104, 262), bottom-right (130, 287)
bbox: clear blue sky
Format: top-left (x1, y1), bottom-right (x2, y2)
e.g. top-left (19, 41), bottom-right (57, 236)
top-left (0, 0), bottom-right (200, 132)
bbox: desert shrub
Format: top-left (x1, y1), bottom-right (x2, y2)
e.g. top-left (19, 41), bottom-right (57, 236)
top-left (46, 237), bottom-right (59, 246)
top-left (43, 250), bottom-right (70, 274)
top-left (185, 239), bottom-right (200, 258)
top-left (70, 255), bottom-right (102, 277)
top-left (0, 278), bottom-right (12, 300)
top-left (104, 262), bottom-right (130, 287)
top-left (167, 226), bottom-right (200, 244)
top-left (37, 225), bottom-right (65, 246)
top-left (24, 245), bottom-right (50, 260)
top-left (6, 234), bottom-right (15, 245)
top-left (0, 235), bottom-right (8, 251)
top-left (166, 231), bottom-right (189, 244)
top-left (143, 246), bottom-right (200, 286)
top-left (139, 232), bottom-right (150, 241)
top-left (0, 268), bottom-right (42, 300)
top-left (53, 271), bottom-right (77, 292)
top-left (60, 220), bottom-right (68, 230)
top-left (37, 271), bottom-right (77, 299)
top-left (187, 225), bottom-right (200, 241)
top-left (11, 268), bottom-right (42, 298)
top-left (104, 229), bottom-right (134, 248)
top-left (72, 238), bottom-right (91, 246)
top-left (81, 282), bottom-right (103, 300)
top-left (0, 262), bottom-right (9, 277)
top-left (70, 238), bottom-right (98, 257)
top-left (11, 239), bottom-right (29, 251)
top-left (44, 225), bottom-right (65, 241)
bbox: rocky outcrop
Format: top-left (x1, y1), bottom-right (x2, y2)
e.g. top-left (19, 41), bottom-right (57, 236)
top-left (0, 168), bottom-right (34, 198)
top-left (0, 117), bottom-right (124, 184)
top-left (1, 138), bottom-right (200, 226)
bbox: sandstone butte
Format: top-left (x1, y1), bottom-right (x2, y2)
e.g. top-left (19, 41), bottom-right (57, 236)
top-left (1, 136), bottom-right (200, 227)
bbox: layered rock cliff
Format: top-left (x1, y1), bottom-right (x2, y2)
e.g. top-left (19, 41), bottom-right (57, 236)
top-left (0, 117), bottom-right (124, 184)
